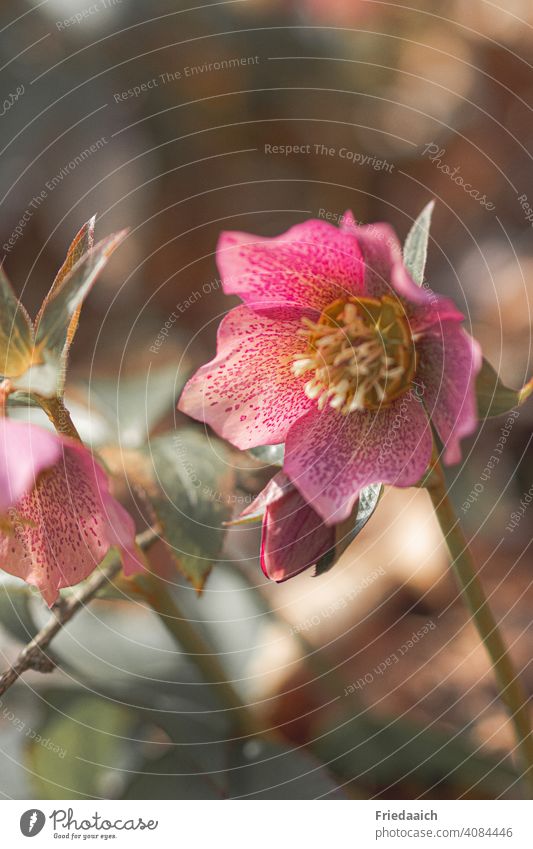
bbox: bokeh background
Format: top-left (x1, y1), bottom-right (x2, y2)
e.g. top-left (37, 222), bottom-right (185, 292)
top-left (0, 0), bottom-right (532, 799)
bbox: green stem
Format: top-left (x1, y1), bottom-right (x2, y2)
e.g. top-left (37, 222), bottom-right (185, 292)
top-left (131, 572), bottom-right (256, 737)
top-left (426, 461), bottom-right (533, 797)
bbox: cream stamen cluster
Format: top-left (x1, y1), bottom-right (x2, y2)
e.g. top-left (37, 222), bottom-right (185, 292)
top-left (292, 296), bottom-right (415, 414)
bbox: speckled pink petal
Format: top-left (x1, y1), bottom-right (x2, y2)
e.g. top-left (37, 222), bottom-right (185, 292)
top-left (178, 305), bottom-right (313, 449)
top-left (416, 322), bottom-right (482, 465)
top-left (0, 440), bottom-right (143, 606)
top-left (390, 262), bottom-right (464, 331)
top-left (217, 218), bottom-right (365, 316)
top-left (0, 419), bottom-right (62, 514)
top-left (239, 470), bottom-right (287, 519)
top-left (340, 213), bottom-right (463, 331)
top-left (350, 221), bottom-right (403, 300)
top-left (284, 399), bottom-right (433, 524)
top-left (242, 471), bottom-right (334, 582)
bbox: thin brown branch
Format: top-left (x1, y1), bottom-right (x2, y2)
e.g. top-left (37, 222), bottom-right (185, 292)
top-left (0, 526), bottom-right (159, 697)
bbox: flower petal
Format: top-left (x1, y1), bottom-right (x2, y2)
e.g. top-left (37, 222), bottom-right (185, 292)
top-left (284, 398), bottom-right (432, 524)
top-left (0, 419), bottom-right (62, 514)
top-left (416, 322), bottom-right (482, 465)
top-left (178, 305), bottom-right (313, 449)
top-left (390, 262), bottom-right (464, 330)
top-left (339, 209), bottom-right (358, 233)
top-left (340, 215), bottom-right (463, 330)
top-left (0, 440), bottom-right (142, 606)
top-left (217, 218), bottom-right (365, 316)
top-left (239, 470), bottom-right (288, 519)
top-left (244, 471), bottom-right (335, 581)
top-left (350, 221), bottom-right (403, 299)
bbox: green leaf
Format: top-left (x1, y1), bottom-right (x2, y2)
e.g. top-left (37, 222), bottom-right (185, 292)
top-left (36, 217), bottom-right (96, 327)
top-left (124, 731), bottom-right (344, 799)
top-left (315, 484), bottom-right (382, 576)
top-left (313, 711), bottom-right (518, 797)
top-left (475, 356), bottom-right (520, 418)
top-left (33, 229), bottom-right (128, 396)
top-left (248, 443), bottom-right (284, 466)
top-left (123, 714), bottom-right (228, 799)
top-left (228, 739), bottom-right (344, 799)
top-left (139, 430), bottom-right (234, 591)
top-left (9, 350), bottom-right (62, 398)
top-left (0, 266), bottom-right (34, 378)
top-left (123, 750), bottom-right (225, 799)
top-left (27, 694), bottom-right (134, 799)
top-left (353, 482), bottom-right (382, 537)
top-left (6, 391), bottom-right (40, 408)
top-left (89, 362), bottom-right (188, 448)
top-left (34, 217), bottom-right (96, 377)
top-left (0, 582), bottom-right (38, 644)
top-left (403, 200), bottom-right (435, 285)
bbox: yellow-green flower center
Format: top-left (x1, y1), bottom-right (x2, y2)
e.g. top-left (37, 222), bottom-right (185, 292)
top-left (292, 295), bottom-right (416, 414)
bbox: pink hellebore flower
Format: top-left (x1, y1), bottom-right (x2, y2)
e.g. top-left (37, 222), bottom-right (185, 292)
top-left (179, 212), bottom-right (481, 526)
top-left (240, 471), bottom-right (335, 581)
top-left (0, 418), bottom-right (142, 606)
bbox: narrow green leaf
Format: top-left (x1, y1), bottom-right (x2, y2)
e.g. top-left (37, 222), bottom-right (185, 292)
top-left (35, 230), bottom-right (128, 370)
top-left (475, 356), bottom-right (520, 418)
top-left (403, 200), bottom-right (435, 285)
top-left (0, 266), bottom-right (34, 378)
top-left (353, 482), bottom-right (383, 535)
top-left (314, 483), bottom-right (382, 576)
top-left (35, 217), bottom-right (96, 328)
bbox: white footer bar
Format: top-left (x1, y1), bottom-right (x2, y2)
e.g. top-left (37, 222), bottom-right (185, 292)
top-left (3, 799), bottom-right (531, 847)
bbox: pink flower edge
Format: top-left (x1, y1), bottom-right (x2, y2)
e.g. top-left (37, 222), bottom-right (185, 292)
top-left (0, 422), bottom-right (144, 606)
